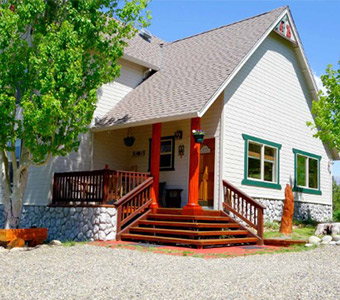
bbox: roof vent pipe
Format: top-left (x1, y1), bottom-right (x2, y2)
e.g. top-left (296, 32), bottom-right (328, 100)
top-left (159, 43), bottom-right (164, 69)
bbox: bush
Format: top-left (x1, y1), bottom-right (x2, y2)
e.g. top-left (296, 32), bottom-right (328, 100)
top-left (333, 210), bottom-right (340, 222)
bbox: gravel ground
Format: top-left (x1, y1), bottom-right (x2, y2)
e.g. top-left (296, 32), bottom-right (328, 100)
top-left (0, 244), bottom-right (339, 300)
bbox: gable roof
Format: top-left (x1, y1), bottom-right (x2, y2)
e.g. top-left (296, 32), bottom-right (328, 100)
top-left (94, 6), bottom-right (301, 129)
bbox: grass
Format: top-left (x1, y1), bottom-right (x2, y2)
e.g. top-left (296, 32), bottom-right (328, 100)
top-left (62, 241), bottom-right (88, 247)
top-left (106, 242), bottom-right (315, 259)
top-left (263, 221), bottom-right (315, 240)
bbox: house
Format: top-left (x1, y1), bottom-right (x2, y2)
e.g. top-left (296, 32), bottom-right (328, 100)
top-left (0, 6), bottom-right (336, 246)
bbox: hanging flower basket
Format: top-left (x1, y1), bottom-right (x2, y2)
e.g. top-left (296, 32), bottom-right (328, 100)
top-left (192, 129), bottom-right (205, 144)
top-left (124, 136), bottom-right (135, 147)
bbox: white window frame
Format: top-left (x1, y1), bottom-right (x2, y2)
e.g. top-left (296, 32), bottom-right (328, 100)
top-left (296, 154), bottom-right (319, 190)
top-left (247, 141), bottom-right (278, 183)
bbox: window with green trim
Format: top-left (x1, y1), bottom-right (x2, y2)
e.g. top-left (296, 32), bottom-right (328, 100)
top-left (242, 134), bottom-right (281, 190)
top-left (293, 149), bottom-right (321, 195)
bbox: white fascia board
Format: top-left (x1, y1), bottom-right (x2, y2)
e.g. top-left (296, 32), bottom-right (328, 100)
top-left (198, 9), bottom-right (289, 118)
top-left (123, 53), bottom-right (160, 71)
top-left (90, 111), bottom-right (198, 132)
top-left (285, 9), bottom-right (319, 100)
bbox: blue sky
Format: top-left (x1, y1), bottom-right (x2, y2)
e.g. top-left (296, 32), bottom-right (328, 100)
top-left (145, 0), bottom-right (340, 177)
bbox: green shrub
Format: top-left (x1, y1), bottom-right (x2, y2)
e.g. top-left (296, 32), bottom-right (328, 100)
top-left (333, 210), bottom-right (340, 221)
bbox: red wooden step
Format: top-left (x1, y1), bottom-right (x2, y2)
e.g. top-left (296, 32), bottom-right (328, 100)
top-left (120, 233), bottom-right (258, 247)
top-left (147, 214), bottom-right (230, 222)
top-left (129, 227), bottom-right (249, 236)
top-left (138, 220), bottom-right (240, 228)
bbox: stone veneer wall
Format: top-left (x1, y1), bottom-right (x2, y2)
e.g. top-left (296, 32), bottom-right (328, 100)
top-left (0, 205), bottom-right (117, 242)
top-left (256, 199), bottom-right (332, 222)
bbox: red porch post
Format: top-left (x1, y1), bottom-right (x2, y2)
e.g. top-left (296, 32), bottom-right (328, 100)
top-left (150, 123), bottom-right (162, 212)
top-left (183, 117), bottom-right (203, 215)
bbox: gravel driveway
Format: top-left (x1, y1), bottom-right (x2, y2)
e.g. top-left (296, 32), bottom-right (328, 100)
top-left (0, 244), bottom-right (339, 300)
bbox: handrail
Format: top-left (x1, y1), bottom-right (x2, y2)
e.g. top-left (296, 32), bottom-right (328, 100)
top-left (52, 168), bottom-right (150, 205)
top-left (114, 177), bottom-right (153, 238)
top-left (222, 179), bottom-right (265, 244)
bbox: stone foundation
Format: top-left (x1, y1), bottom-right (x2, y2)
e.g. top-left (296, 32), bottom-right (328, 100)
top-left (0, 205), bottom-right (117, 242)
top-left (256, 199), bottom-right (332, 222)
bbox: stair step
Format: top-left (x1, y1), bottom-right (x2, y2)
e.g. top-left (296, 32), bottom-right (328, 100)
top-left (121, 233), bottom-right (258, 247)
top-left (139, 220), bottom-right (240, 228)
top-left (148, 214), bottom-right (230, 222)
top-left (130, 227), bottom-right (248, 236)
top-left (156, 208), bottom-right (221, 216)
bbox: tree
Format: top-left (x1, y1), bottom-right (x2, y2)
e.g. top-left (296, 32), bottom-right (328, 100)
top-left (308, 61), bottom-right (340, 150)
top-left (333, 178), bottom-right (340, 221)
top-left (0, 0), bottom-right (150, 229)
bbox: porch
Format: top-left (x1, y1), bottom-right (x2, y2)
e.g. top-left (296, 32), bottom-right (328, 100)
top-left (51, 169), bottom-right (265, 248)
top-left (51, 114), bottom-right (264, 248)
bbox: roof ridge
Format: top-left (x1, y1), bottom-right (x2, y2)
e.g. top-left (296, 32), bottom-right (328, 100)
top-left (166, 6), bottom-right (287, 46)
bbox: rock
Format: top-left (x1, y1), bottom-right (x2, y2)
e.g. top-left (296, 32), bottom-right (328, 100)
top-left (106, 232), bottom-right (115, 240)
top-left (279, 184), bottom-right (294, 235)
top-left (321, 241), bottom-right (330, 245)
top-left (107, 208), bottom-right (116, 217)
top-left (98, 231), bottom-right (106, 240)
top-left (321, 235), bottom-right (332, 243)
top-left (329, 241), bottom-right (337, 245)
top-left (305, 243), bottom-right (314, 247)
top-left (332, 225), bottom-right (340, 235)
top-left (309, 236), bottom-right (321, 245)
top-left (0, 246), bottom-right (8, 252)
top-left (49, 240), bottom-right (62, 246)
top-left (86, 230), bottom-right (93, 239)
top-left (315, 223), bottom-right (340, 236)
top-left (77, 232), bottom-right (84, 241)
top-left (336, 241), bottom-right (340, 245)
top-left (332, 235), bottom-right (340, 242)
top-left (9, 247), bottom-right (26, 252)
top-left (99, 223), bottom-right (106, 231)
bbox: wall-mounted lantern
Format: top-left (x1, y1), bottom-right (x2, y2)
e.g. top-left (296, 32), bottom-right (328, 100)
top-left (178, 145), bottom-right (184, 158)
top-left (175, 130), bottom-right (183, 140)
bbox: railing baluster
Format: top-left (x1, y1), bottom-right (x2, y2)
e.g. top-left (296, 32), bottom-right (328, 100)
top-left (222, 180), bottom-right (265, 245)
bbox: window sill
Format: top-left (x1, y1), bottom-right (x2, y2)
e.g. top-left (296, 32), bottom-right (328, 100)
top-left (293, 186), bottom-right (322, 195)
top-left (242, 179), bottom-right (281, 190)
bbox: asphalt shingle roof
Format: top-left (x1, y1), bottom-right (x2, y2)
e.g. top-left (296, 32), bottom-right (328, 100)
top-left (96, 6), bottom-right (286, 128)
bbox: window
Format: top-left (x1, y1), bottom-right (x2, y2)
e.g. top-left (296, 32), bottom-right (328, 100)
top-left (242, 134), bottom-right (281, 189)
top-left (149, 136), bottom-right (175, 171)
top-left (293, 149), bottom-right (321, 195)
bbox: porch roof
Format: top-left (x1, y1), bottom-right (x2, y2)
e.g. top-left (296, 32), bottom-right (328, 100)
top-left (94, 7), bottom-right (286, 130)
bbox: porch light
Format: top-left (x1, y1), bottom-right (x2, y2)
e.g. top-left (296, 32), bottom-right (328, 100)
top-left (175, 130), bottom-right (183, 140)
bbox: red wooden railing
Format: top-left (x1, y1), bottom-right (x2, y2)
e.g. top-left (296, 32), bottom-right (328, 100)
top-left (52, 168), bottom-right (150, 205)
top-left (222, 180), bottom-right (265, 244)
top-left (114, 177), bottom-right (153, 239)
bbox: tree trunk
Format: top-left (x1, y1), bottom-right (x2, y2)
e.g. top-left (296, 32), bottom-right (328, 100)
top-left (3, 167), bottom-right (29, 229)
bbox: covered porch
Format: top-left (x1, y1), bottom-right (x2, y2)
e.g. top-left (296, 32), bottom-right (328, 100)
top-left (52, 116), bottom-right (214, 213)
top-left (51, 116), bottom-right (264, 248)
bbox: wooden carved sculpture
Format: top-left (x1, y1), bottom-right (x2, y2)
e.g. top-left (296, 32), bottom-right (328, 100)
top-left (279, 184), bottom-right (294, 235)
